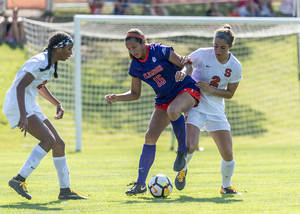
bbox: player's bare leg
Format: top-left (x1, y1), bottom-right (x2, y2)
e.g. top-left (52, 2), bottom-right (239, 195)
top-left (9, 115), bottom-right (54, 200)
top-left (175, 123), bottom-right (200, 190)
top-left (169, 92), bottom-right (196, 172)
top-left (126, 108), bottom-right (170, 196)
top-left (210, 130), bottom-right (241, 194)
top-left (43, 119), bottom-right (87, 200)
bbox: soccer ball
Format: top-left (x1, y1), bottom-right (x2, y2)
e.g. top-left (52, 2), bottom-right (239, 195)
top-left (148, 174), bottom-right (173, 198)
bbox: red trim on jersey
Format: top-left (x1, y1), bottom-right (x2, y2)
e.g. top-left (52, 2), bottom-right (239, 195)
top-left (139, 45), bottom-right (149, 63)
top-left (155, 88), bottom-right (200, 111)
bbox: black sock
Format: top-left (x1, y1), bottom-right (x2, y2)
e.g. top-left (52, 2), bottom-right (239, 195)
top-left (14, 174), bottom-right (25, 182)
top-left (60, 187), bottom-right (71, 195)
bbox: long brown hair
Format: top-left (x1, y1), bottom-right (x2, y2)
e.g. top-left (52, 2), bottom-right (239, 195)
top-left (125, 29), bottom-right (147, 60)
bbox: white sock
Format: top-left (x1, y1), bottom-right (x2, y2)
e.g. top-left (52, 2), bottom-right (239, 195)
top-left (221, 158), bottom-right (235, 188)
top-left (19, 145), bottom-right (47, 178)
top-left (53, 156), bottom-right (70, 188)
top-left (182, 153), bottom-right (194, 171)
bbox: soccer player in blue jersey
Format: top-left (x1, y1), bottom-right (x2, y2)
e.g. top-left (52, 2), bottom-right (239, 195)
top-left (105, 28), bottom-right (200, 196)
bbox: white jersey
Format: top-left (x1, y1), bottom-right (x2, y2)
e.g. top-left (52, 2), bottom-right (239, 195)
top-left (189, 47), bottom-right (242, 116)
top-left (2, 52), bottom-right (54, 114)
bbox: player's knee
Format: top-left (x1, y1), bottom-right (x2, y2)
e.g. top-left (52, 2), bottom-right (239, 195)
top-left (145, 130), bottom-right (157, 145)
top-left (186, 140), bottom-right (198, 153)
top-left (43, 135), bottom-right (56, 148)
top-left (167, 107), bottom-right (181, 121)
top-left (222, 151), bottom-right (233, 161)
top-left (54, 138), bottom-right (65, 150)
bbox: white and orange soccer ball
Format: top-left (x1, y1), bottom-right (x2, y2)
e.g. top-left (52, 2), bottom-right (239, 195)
top-left (148, 174), bottom-right (173, 198)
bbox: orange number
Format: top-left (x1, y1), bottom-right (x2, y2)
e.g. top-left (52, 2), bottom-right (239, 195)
top-left (37, 80), bottom-right (48, 89)
top-left (153, 74), bottom-right (166, 87)
top-left (210, 76), bottom-right (220, 87)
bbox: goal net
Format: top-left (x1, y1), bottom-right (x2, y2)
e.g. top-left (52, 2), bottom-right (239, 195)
top-left (24, 16), bottom-right (300, 150)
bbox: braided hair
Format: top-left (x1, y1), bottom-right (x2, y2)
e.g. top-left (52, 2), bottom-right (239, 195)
top-left (40, 31), bottom-right (73, 78)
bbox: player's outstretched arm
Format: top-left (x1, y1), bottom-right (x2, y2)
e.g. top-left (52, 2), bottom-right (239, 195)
top-left (104, 77), bottom-right (142, 104)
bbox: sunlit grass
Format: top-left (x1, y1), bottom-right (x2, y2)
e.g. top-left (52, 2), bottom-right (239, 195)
top-left (0, 32), bottom-right (299, 213)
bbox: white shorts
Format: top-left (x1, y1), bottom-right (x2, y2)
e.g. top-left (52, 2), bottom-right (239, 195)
top-left (4, 104), bottom-right (47, 129)
top-left (185, 108), bottom-right (230, 132)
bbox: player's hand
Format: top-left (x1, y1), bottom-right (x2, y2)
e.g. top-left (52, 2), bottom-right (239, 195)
top-left (180, 56), bottom-right (193, 65)
top-left (104, 94), bottom-right (117, 105)
top-left (18, 115), bottom-right (28, 137)
top-left (195, 81), bottom-right (211, 93)
top-left (54, 103), bottom-right (64, 119)
top-left (175, 70), bottom-right (187, 82)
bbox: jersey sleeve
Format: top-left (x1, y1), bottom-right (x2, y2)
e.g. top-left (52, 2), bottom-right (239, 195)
top-left (128, 60), bottom-right (139, 78)
top-left (229, 63), bottom-right (243, 83)
top-left (154, 43), bottom-right (173, 61)
top-left (22, 56), bottom-right (47, 78)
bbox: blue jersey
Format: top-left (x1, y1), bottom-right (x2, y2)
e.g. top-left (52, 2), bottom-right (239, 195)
top-left (129, 43), bottom-right (199, 105)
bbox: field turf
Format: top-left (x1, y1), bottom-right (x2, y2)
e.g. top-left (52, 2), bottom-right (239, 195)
top-left (0, 42), bottom-right (299, 214)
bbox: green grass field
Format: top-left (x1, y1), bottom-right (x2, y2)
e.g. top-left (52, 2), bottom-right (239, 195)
top-left (0, 40), bottom-right (299, 213)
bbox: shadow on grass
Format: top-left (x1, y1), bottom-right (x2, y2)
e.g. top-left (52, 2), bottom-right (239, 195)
top-left (0, 200), bottom-right (64, 211)
top-left (0, 42), bottom-right (24, 50)
top-left (124, 194), bottom-right (243, 204)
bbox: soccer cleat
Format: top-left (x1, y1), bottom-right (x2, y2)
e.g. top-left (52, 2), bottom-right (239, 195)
top-left (125, 182), bottom-right (147, 196)
top-left (175, 170), bottom-right (187, 190)
top-left (220, 186), bottom-right (242, 194)
top-left (58, 190), bottom-right (88, 200)
top-left (8, 178), bottom-right (32, 200)
top-left (173, 151), bottom-right (187, 172)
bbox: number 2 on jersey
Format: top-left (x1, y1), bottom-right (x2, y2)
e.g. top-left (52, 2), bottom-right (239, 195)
top-left (210, 76), bottom-right (220, 87)
top-left (210, 69), bottom-right (232, 87)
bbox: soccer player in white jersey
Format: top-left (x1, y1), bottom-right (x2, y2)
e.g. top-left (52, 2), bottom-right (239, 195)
top-left (175, 24), bottom-right (243, 194)
top-left (2, 31), bottom-right (87, 200)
